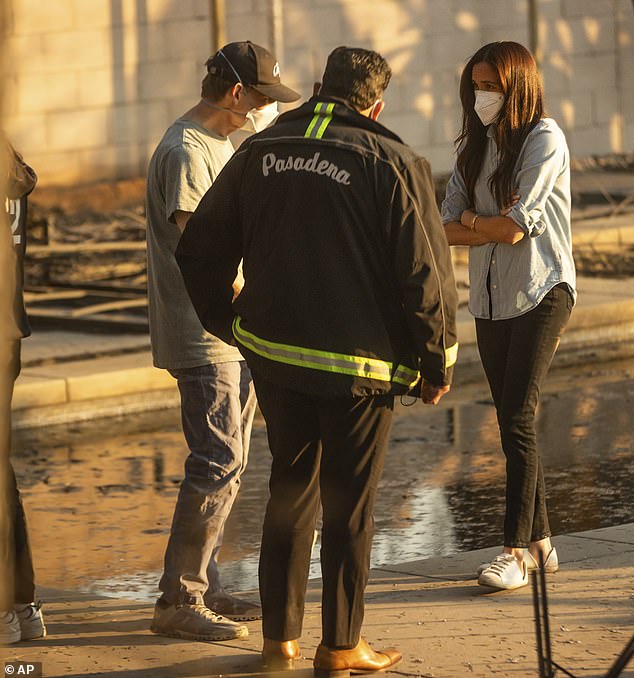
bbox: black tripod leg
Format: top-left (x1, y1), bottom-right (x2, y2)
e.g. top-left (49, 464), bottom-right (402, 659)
top-left (533, 570), bottom-right (547, 678)
top-left (539, 556), bottom-right (555, 678)
top-left (605, 633), bottom-right (634, 678)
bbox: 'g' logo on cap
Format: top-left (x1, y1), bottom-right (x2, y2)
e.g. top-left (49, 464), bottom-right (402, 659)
top-left (273, 62), bottom-right (280, 78)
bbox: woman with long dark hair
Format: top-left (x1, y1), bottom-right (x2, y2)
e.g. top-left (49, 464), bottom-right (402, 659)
top-left (442, 41), bottom-right (576, 590)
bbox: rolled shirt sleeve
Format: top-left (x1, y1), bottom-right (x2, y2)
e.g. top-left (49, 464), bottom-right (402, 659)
top-left (506, 123), bottom-right (569, 238)
top-left (441, 167), bottom-right (470, 224)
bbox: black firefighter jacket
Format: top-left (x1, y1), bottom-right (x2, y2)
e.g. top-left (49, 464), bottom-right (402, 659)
top-left (176, 96), bottom-right (459, 398)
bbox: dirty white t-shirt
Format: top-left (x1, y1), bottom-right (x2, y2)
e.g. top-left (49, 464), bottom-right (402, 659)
top-left (146, 117), bottom-right (243, 369)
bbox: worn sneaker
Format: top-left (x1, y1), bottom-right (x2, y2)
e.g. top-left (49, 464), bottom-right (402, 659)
top-left (150, 601), bottom-right (248, 641)
top-left (0, 610), bottom-right (21, 645)
top-left (15, 602), bottom-right (46, 640)
top-left (204, 590), bottom-right (262, 621)
top-left (478, 553), bottom-right (528, 590)
top-left (525, 547), bottom-right (559, 573)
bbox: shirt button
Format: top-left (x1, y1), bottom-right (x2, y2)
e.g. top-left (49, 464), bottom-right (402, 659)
top-left (491, 259), bottom-right (496, 264)
top-left (492, 284), bottom-right (497, 289)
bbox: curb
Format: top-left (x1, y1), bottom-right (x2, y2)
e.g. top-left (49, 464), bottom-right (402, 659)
top-left (12, 290), bottom-right (634, 429)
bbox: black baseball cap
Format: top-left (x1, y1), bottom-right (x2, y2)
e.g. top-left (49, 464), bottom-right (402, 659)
top-left (206, 40), bottom-right (300, 103)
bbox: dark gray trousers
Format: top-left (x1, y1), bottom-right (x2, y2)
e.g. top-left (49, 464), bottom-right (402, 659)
top-left (254, 373), bottom-right (393, 648)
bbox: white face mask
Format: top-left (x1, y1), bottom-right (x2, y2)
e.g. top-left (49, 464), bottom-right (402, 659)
top-left (474, 90), bottom-right (504, 126)
top-left (243, 102), bottom-right (279, 133)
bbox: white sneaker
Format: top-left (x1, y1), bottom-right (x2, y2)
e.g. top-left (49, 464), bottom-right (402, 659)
top-left (477, 546), bottom-right (559, 576)
top-left (0, 610), bottom-right (21, 645)
top-left (15, 602), bottom-right (46, 640)
top-left (476, 559), bottom-right (494, 577)
top-left (478, 553), bottom-right (528, 590)
top-left (476, 551), bottom-right (508, 576)
top-left (525, 547), bottom-right (559, 573)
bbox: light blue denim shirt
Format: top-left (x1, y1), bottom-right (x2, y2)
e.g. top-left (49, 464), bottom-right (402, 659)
top-left (441, 118), bottom-right (577, 320)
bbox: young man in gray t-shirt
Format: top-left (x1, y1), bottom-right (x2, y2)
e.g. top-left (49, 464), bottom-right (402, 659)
top-left (146, 41), bottom-right (299, 642)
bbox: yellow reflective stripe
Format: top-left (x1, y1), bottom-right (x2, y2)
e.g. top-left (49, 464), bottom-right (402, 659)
top-left (233, 316), bottom-right (418, 384)
top-left (304, 102), bottom-right (335, 139)
top-left (392, 364), bottom-right (420, 388)
top-left (314, 103), bottom-right (335, 139)
top-left (304, 103), bottom-right (324, 138)
top-left (445, 342), bottom-right (458, 368)
top-left (234, 316), bottom-right (391, 379)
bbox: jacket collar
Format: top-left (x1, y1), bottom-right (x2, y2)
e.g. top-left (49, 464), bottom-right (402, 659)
top-left (276, 95), bottom-right (404, 144)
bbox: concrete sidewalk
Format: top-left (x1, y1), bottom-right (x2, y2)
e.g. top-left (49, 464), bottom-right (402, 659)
top-left (2, 523), bottom-right (632, 677)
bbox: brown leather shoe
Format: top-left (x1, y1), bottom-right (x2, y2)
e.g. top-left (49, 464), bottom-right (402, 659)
top-left (262, 638), bottom-right (301, 671)
top-left (313, 637), bottom-right (402, 676)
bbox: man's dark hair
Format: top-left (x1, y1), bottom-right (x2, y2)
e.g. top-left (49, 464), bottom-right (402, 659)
top-left (201, 56), bottom-right (235, 101)
top-left (320, 46), bottom-right (392, 111)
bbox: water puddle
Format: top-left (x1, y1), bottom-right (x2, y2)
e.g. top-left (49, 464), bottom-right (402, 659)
top-left (12, 359), bottom-right (634, 600)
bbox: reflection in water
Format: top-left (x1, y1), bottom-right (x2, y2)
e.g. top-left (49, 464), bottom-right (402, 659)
top-left (12, 360), bottom-right (634, 599)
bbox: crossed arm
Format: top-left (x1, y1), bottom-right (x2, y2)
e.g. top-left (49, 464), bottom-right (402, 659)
top-left (444, 207), bottom-right (524, 247)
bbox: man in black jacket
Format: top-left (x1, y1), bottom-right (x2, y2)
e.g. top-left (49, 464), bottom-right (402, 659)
top-left (177, 46), bottom-right (458, 675)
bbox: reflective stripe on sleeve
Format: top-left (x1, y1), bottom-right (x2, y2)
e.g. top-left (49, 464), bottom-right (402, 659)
top-left (232, 316), bottom-right (419, 387)
top-left (445, 342), bottom-right (458, 368)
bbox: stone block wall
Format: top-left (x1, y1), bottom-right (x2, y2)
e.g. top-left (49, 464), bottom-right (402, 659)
top-left (5, 0), bottom-right (633, 186)
top-left (5, 0), bottom-right (213, 185)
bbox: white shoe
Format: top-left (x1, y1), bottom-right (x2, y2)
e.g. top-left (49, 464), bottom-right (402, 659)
top-left (15, 602), bottom-right (46, 640)
top-left (525, 547), bottom-right (559, 573)
top-left (476, 552), bottom-right (507, 576)
top-left (477, 546), bottom-right (559, 576)
top-left (478, 553), bottom-right (528, 590)
top-left (0, 610), bottom-right (21, 644)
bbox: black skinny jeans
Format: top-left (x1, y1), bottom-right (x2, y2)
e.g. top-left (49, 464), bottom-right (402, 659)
top-left (253, 373), bottom-right (394, 648)
top-left (475, 284), bottom-right (573, 548)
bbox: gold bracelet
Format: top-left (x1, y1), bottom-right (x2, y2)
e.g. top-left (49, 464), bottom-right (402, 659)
top-left (471, 214), bottom-right (480, 231)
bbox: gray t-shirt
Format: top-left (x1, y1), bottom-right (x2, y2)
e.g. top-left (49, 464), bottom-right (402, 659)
top-left (146, 117), bottom-right (243, 369)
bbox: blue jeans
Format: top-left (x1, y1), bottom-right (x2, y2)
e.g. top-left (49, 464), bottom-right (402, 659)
top-left (159, 361), bottom-right (256, 605)
top-left (475, 284), bottom-right (573, 547)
